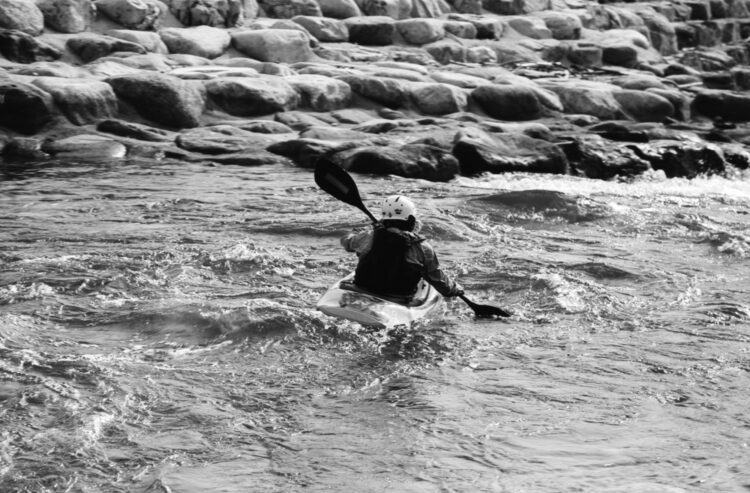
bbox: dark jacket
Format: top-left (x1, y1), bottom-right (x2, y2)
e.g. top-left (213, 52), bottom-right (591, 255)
top-left (341, 224), bottom-right (462, 298)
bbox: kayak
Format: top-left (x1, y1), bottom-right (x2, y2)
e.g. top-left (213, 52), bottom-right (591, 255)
top-left (316, 273), bottom-right (443, 328)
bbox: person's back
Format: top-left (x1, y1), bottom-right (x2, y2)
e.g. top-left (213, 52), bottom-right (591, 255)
top-left (341, 195), bottom-right (463, 301)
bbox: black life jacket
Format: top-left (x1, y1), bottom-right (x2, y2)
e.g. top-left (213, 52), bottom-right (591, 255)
top-left (354, 228), bottom-right (423, 297)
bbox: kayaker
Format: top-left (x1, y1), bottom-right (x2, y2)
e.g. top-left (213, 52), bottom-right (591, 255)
top-left (340, 195), bottom-right (464, 302)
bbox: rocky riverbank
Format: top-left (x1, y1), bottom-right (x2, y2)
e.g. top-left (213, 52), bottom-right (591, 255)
top-left (1, 0), bottom-right (750, 181)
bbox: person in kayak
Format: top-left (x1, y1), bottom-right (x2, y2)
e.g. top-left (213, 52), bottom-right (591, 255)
top-left (340, 195), bottom-right (464, 302)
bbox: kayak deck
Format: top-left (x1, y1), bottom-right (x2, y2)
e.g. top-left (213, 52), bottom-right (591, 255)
top-left (316, 274), bottom-right (443, 328)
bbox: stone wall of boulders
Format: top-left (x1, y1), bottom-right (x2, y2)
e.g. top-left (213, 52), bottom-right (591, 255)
top-left (1, 0), bottom-right (750, 180)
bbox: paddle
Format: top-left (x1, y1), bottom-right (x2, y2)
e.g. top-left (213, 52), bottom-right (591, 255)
top-left (314, 159), bottom-right (511, 319)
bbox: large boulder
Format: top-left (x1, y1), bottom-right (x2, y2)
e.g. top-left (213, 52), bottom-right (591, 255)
top-left (32, 77), bottom-right (118, 125)
top-left (0, 0), bottom-right (44, 36)
top-left (692, 90), bottom-right (750, 121)
top-left (107, 72), bottom-right (205, 128)
top-left (106, 29), bottom-right (169, 54)
top-left (358, 0), bottom-right (412, 18)
top-left (338, 74), bottom-right (408, 108)
top-left (453, 127), bottom-right (568, 175)
top-left (292, 16), bottom-right (349, 42)
top-left (532, 10), bottom-right (582, 40)
top-left (396, 18), bottom-right (446, 45)
top-left (612, 90), bottom-right (674, 122)
top-left (166, 0), bottom-right (246, 27)
top-left (471, 84), bottom-right (543, 121)
top-left (36, 0), bottom-right (95, 33)
top-left (267, 138), bottom-right (340, 167)
top-left (630, 6), bottom-right (678, 55)
top-left (0, 80), bottom-right (55, 134)
top-left (67, 33), bottom-right (147, 63)
top-left (0, 29), bottom-right (62, 64)
top-left (317, 0), bottom-right (361, 17)
top-left (285, 74), bottom-right (351, 111)
top-left (409, 83), bottom-right (468, 115)
top-left (95, 0), bottom-right (165, 31)
top-left (205, 77), bottom-right (300, 116)
top-left (257, 0), bottom-right (322, 18)
top-left (503, 16), bottom-right (551, 39)
top-left (564, 135), bottom-right (650, 179)
top-left (344, 16), bottom-right (396, 45)
top-left (340, 143), bottom-right (459, 182)
top-left (231, 29), bottom-right (314, 63)
top-left (159, 26), bottom-right (231, 59)
top-left (540, 80), bottom-right (623, 120)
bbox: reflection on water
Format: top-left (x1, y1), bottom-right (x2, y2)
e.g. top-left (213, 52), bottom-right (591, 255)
top-left (1, 159), bottom-right (749, 492)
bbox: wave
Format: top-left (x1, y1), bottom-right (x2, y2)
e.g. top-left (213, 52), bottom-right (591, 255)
top-left (469, 190), bottom-right (614, 223)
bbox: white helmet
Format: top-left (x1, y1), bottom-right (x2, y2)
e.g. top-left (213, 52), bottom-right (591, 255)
top-left (381, 195), bottom-right (416, 220)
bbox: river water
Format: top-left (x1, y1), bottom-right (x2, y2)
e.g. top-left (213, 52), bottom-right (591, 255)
top-left (0, 158), bottom-right (749, 492)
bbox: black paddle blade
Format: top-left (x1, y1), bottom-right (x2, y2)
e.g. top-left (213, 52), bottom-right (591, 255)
top-left (460, 295), bottom-right (511, 318)
top-left (314, 159), bottom-right (378, 223)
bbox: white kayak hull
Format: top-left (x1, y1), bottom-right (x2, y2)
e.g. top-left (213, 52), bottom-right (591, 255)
top-left (316, 274), bottom-right (443, 328)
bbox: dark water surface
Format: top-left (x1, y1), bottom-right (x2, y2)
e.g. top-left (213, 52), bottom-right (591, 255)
top-left (1, 159), bottom-right (749, 492)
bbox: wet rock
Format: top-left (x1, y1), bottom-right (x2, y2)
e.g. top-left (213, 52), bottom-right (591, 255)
top-left (532, 10), bottom-right (582, 40)
top-left (692, 89), bottom-right (750, 122)
top-left (95, 0), bottom-right (165, 31)
top-left (471, 85), bottom-right (542, 121)
top-left (159, 27), bottom-right (231, 59)
top-left (632, 140), bottom-right (726, 177)
top-left (317, 0), bottom-right (362, 18)
top-left (67, 34), bottom-right (147, 63)
top-left (169, 65), bottom-right (260, 80)
top-left (330, 108), bottom-right (377, 124)
top-left (107, 73), bottom-right (205, 128)
top-left (267, 138), bottom-right (339, 167)
top-left (2, 137), bottom-right (50, 160)
top-left (540, 80), bottom-right (623, 120)
top-left (175, 126), bottom-right (275, 154)
top-left (453, 127), bottom-right (568, 175)
top-left (363, 66), bottom-right (430, 83)
top-left (97, 119), bottom-right (172, 141)
top-left (678, 47), bottom-right (736, 71)
top-left (632, 6), bottom-right (678, 56)
top-left (42, 134), bottom-right (128, 160)
top-left (285, 74), bottom-right (351, 111)
top-left (231, 120), bottom-right (295, 134)
top-left (563, 134), bottom-right (650, 179)
top-left (481, 120), bottom-right (553, 140)
top-left (410, 0), bottom-right (451, 18)
top-left (409, 83), bottom-right (468, 115)
top-left (503, 16), bottom-right (551, 39)
top-left (231, 29), bottom-right (314, 63)
top-left (444, 14), bottom-right (502, 39)
top-left (32, 77), bottom-right (118, 126)
top-left (292, 16), bottom-right (349, 42)
top-left (443, 20), bottom-right (477, 39)
top-left (258, 0), bottom-right (322, 18)
top-left (106, 30), bottom-right (169, 54)
top-left (646, 88), bottom-right (691, 121)
top-left (339, 74), bottom-right (408, 108)
top-left (344, 16), bottom-right (396, 46)
top-left (37, 0), bottom-right (95, 34)
top-left (9, 61), bottom-right (90, 78)
top-left (566, 43), bottom-right (602, 68)
top-left (0, 0), bottom-right (44, 36)
top-left (205, 77), bottom-right (300, 116)
top-left (166, 0), bottom-right (245, 27)
top-left (612, 90), bottom-right (674, 122)
top-left (430, 71), bottom-right (490, 88)
top-left (483, 0), bottom-right (550, 15)
top-left (299, 126), bottom-right (370, 141)
top-left (357, 0), bottom-right (410, 18)
top-left (396, 19), bottom-right (446, 45)
top-left (0, 80), bottom-right (55, 134)
top-left (340, 143), bottom-right (459, 182)
top-left (275, 110), bottom-right (335, 130)
top-left (0, 29), bottom-right (62, 64)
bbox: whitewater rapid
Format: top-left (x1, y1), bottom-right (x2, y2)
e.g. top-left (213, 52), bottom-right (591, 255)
top-left (1, 159), bottom-right (749, 492)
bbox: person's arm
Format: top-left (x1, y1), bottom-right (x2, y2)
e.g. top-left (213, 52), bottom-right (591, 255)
top-left (410, 243), bottom-right (463, 297)
top-left (340, 228), bottom-right (374, 256)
